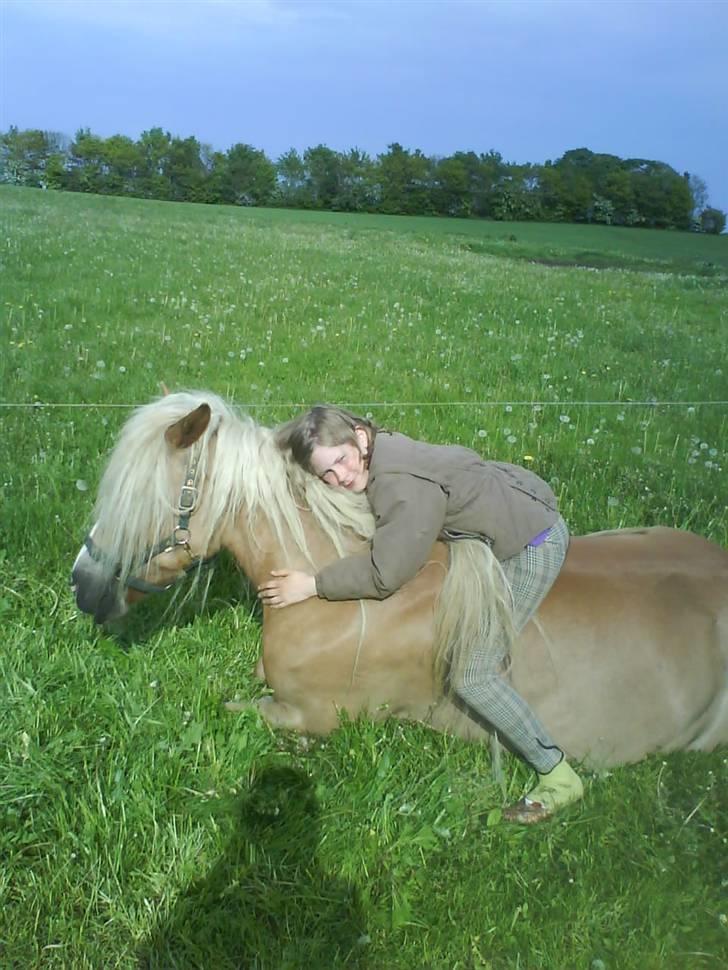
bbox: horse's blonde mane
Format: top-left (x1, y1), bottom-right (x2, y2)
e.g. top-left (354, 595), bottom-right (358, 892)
top-left (433, 539), bottom-right (515, 694)
top-left (93, 391), bottom-right (375, 580)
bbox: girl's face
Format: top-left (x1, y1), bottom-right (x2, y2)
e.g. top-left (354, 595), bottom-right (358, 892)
top-left (310, 429), bottom-right (369, 492)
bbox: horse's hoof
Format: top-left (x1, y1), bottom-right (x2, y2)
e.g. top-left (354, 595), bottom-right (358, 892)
top-left (224, 700), bottom-right (250, 713)
top-left (502, 798), bottom-right (552, 824)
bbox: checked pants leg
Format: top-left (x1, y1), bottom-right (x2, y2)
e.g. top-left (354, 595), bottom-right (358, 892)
top-left (453, 517), bottom-right (569, 774)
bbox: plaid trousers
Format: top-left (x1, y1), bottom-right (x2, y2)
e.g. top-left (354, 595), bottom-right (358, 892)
top-left (453, 516), bottom-right (569, 773)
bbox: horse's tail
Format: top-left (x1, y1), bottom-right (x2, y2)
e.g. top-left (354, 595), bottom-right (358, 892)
top-left (432, 538), bottom-right (515, 693)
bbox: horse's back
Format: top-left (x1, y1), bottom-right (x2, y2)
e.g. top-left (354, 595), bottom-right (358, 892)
top-left (570, 525), bottom-right (728, 575)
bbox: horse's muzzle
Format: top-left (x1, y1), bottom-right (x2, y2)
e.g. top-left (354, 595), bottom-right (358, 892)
top-left (71, 550), bottom-right (127, 624)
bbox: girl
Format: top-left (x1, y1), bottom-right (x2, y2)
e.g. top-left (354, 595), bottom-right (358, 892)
top-left (259, 406), bottom-right (583, 823)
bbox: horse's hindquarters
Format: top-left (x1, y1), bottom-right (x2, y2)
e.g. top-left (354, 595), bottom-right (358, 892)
top-left (512, 530), bottom-right (728, 766)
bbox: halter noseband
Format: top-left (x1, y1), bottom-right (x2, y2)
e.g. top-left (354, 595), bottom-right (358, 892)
top-left (83, 442), bottom-right (216, 594)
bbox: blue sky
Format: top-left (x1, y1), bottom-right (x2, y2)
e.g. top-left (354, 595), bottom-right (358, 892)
top-left (2, 0), bottom-right (727, 214)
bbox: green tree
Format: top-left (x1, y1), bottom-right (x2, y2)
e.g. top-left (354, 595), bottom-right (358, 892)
top-left (104, 134), bottom-right (141, 196)
top-left (686, 172), bottom-right (709, 222)
top-left (224, 143), bottom-right (276, 206)
top-left (699, 207), bottom-right (726, 234)
top-left (0, 127), bottom-right (66, 186)
top-left (275, 149), bottom-right (307, 208)
top-left (376, 143), bottom-right (433, 215)
top-left (536, 162), bottom-right (568, 221)
top-left (626, 159), bottom-right (693, 229)
top-left (44, 152), bottom-right (68, 190)
top-left (465, 150), bottom-right (507, 218)
top-left (67, 128), bottom-right (108, 193)
top-left (592, 194), bottom-right (616, 225)
top-left (603, 168), bottom-right (638, 225)
top-left (199, 146), bottom-right (229, 204)
top-left (302, 144), bottom-right (342, 209)
top-left (137, 128), bottom-right (173, 199)
top-left (336, 148), bottom-right (375, 211)
top-left (164, 135), bottom-right (206, 202)
top-left (665, 173), bottom-right (694, 229)
top-left (431, 155), bottom-right (471, 217)
top-left (491, 168), bottom-right (541, 221)
top-left (550, 148), bottom-right (599, 221)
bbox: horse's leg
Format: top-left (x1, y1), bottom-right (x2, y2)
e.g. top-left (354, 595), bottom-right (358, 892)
top-left (226, 692), bottom-right (348, 735)
top-left (224, 695), bottom-right (307, 730)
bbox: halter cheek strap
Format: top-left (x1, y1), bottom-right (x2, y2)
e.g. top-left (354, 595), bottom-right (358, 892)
top-left (83, 442), bottom-right (217, 595)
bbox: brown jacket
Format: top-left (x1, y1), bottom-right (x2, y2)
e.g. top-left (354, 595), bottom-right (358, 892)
top-left (316, 431), bottom-right (559, 601)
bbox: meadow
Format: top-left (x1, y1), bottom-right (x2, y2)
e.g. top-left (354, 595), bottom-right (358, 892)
top-left (1, 185), bottom-right (726, 969)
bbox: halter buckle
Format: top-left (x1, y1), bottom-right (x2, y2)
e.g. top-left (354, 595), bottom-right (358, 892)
top-left (178, 484), bottom-right (198, 511)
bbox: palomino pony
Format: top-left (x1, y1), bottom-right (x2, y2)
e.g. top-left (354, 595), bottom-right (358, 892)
top-left (72, 391), bottom-right (728, 767)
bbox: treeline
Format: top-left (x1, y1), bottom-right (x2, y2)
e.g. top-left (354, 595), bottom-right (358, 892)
top-left (1, 126), bottom-right (725, 233)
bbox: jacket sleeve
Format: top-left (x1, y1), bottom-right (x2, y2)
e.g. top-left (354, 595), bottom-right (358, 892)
top-left (315, 474), bottom-right (447, 601)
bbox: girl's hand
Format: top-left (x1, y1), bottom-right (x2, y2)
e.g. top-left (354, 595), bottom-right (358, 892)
top-left (257, 570), bottom-right (317, 608)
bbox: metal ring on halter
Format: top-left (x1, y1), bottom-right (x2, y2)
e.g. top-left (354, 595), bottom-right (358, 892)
top-left (173, 526), bottom-right (192, 548)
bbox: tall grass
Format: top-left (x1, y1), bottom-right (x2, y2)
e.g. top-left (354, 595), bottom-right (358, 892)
top-left (1, 186), bottom-right (726, 969)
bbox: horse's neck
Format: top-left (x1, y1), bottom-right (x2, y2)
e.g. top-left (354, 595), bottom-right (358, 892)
top-left (223, 507), bottom-right (339, 585)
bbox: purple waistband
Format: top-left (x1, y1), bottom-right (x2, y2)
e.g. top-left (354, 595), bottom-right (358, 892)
top-left (528, 526), bottom-right (552, 547)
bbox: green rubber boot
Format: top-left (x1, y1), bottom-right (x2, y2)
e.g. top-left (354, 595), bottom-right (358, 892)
top-left (504, 759), bottom-right (584, 824)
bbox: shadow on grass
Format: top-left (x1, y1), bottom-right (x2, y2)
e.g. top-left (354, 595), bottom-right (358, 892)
top-left (102, 553), bottom-right (262, 649)
top-left (138, 764), bottom-right (369, 970)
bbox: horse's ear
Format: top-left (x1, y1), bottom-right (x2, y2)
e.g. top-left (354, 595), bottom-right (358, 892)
top-left (165, 403), bottom-right (211, 449)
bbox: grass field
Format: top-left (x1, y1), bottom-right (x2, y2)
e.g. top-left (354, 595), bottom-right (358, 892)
top-left (1, 186), bottom-right (727, 969)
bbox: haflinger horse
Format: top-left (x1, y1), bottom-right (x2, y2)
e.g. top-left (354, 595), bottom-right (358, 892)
top-left (72, 391), bottom-right (728, 768)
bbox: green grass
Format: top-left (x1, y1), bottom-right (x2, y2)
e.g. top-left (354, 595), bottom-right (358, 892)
top-left (1, 186), bottom-right (727, 969)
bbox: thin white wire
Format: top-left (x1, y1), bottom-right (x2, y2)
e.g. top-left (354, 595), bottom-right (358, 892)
top-left (0, 400), bottom-right (726, 410)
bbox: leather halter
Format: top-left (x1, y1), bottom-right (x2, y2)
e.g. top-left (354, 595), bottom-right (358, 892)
top-left (83, 442), bottom-right (216, 594)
